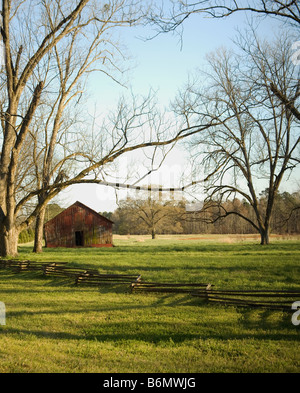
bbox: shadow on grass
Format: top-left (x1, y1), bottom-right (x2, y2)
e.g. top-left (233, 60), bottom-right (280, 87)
top-left (237, 307), bottom-right (294, 329)
top-left (6, 294), bottom-right (202, 319)
top-left (2, 314), bottom-right (296, 344)
top-left (4, 291), bottom-right (295, 344)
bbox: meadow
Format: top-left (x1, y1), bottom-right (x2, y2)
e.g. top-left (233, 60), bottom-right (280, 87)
top-left (0, 234), bottom-right (299, 373)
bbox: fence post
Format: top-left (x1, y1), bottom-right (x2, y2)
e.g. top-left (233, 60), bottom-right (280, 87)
top-left (205, 284), bottom-right (212, 303)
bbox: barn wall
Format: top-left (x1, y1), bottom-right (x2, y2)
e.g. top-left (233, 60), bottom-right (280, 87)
top-left (44, 203), bottom-right (113, 248)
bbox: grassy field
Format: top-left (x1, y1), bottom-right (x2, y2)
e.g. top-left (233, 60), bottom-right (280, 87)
top-left (0, 234), bottom-right (299, 373)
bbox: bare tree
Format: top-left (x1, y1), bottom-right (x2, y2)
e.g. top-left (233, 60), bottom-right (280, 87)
top-left (114, 193), bottom-right (185, 238)
top-left (150, 0), bottom-right (300, 119)
top-left (150, 0), bottom-right (300, 31)
top-left (174, 35), bottom-right (300, 244)
top-left (0, 0), bottom-right (145, 256)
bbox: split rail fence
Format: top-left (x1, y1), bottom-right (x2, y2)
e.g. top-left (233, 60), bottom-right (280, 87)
top-left (1, 259), bottom-right (299, 312)
top-left (192, 288), bottom-right (300, 312)
top-left (0, 259), bottom-right (141, 286)
top-left (0, 259), bottom-right (68, 272)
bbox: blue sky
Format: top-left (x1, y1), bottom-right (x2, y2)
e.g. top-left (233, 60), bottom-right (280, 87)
top-left (60, 9), bottom-right (297, 212)
top-left (91, 9), bottom-right (279, 110)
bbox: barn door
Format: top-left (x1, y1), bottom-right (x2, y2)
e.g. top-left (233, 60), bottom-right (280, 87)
top-left (75, 231), bottom-right (84, 246)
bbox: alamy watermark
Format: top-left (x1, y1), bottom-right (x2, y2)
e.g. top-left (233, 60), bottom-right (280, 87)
top-left (0, 301), bottom-right (6, 326)
top-left (292, 301), bottom-right (300, 326)
top-left (292, 41), bottom-right (300, 66)
top-left (0, 33), bottom-right (4, 67)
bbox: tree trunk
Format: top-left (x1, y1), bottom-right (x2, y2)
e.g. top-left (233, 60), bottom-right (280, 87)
top-left (151, 228), bottom-right (156, 239)
top-left (33, 207), bottom-right (46, 253)
top-left (0, 225), bottom-right (19, 257)
top-left (260, 229), bottom-right (270, 245)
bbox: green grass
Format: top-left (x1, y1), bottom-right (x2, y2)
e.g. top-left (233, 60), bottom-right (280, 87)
top-left (0, 235), bottom-right (299, 373)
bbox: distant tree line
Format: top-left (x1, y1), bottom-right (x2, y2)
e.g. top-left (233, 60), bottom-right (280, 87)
top-left (18, 190), bottom-right (300, 244)
top-left (107, 190), bottom-right (300, 237)
top-left (185, 191), bottom-right (300, 236)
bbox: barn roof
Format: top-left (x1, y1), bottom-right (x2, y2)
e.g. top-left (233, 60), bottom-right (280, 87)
top-left (45, 201), bottom-right (114, 226)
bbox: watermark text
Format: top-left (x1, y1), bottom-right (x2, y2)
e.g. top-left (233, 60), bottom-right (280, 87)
top-left (292, 41), bottom-right (300, 65)
top-left (0, 302), bottom-right (6, 326)
top-left (292, 301), bottom-right (300, 326)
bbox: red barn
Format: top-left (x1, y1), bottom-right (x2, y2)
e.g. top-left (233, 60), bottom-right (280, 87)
top-left (44, 201), bottom-right (113, 248)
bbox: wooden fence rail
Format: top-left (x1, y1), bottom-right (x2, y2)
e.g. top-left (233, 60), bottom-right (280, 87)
top-left (130, 281), bottom-right (213, 294)
top-left (0, 259), bottom-right (68, 272)
top-left (192, 289), bottom-right (300, 312)
top-left (43, 265), bottom-right (142, 286)
top-left (76, 273), bottom-right (142, 286)
top-left (43, 265), bottom-right (98, 278)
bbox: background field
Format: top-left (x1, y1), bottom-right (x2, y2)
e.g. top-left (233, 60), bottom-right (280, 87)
top-left (0, 235), bottom-right (299, 373)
